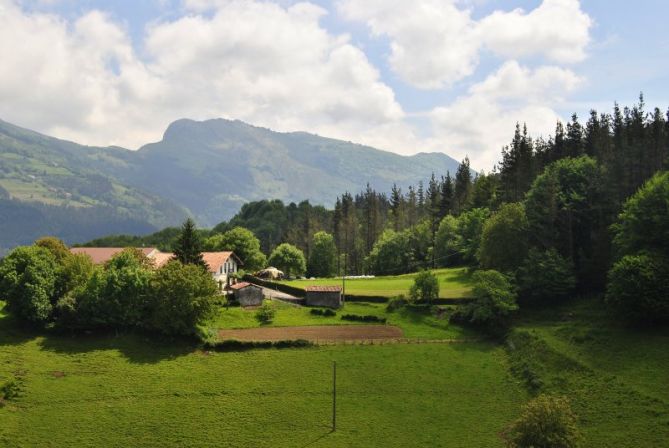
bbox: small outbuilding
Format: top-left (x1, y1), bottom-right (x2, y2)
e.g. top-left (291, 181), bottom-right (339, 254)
top-left (230, 282), bottom-right (264, 307)
top-left (305, 286), bottom-right (343, 308)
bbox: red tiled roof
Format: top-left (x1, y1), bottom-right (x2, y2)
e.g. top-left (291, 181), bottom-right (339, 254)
top-left (70, 248), bottom-right (243, 272)
top-left (230, 282), bottom-right (254, 290)
top-left (305, 286), bottom-right (342, 292)
top-left (154, 251), bottom-right (242, 272)
top-left (70, 247), bottom-right (157, 265)
top-left (152, 252), bottom-right (174, 269)
top-left (202, 251), bottom-right (241, 273)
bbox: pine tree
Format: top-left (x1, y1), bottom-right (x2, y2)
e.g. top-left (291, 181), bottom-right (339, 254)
top-left (565, 113), bottom-right (584, 158)
top-left (417, 181), bottom-right (425, 218)
top-left (333, 197), bottom-right (342, 275)
top-left (407, 185), bottom-right (418, 228)
top-left (173, 218), bottom-right (206, 267)
top-left (390, 183), bottom-right (405, 231)
top-left (439, 172), bottom-right (454, 219)
top-left (454, 157), bottom-right (472, 213)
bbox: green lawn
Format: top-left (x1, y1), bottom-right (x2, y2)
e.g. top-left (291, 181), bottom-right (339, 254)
top-left (2, 295), bottom-right (668, 447)
top-left (213, 300), bottom-right (474, 339)
top-left (280, 267), bottom-right (472, 299)
top-left (0, 302), bottom-right (524, 448)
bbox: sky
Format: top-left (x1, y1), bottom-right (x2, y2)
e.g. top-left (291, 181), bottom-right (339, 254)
top-left (1, 0), bottom-right (667, 170)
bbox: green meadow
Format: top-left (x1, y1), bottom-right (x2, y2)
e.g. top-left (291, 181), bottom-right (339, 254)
top-left (214, 300), bottom-right (473, 339)
top-left (2, 291), bottom-right (668, 447)
top-left (280, 267), bottom-right (473, 299)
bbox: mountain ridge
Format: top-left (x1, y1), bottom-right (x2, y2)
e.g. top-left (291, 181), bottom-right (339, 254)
top-left (0, 117), bottom-right (460, 251)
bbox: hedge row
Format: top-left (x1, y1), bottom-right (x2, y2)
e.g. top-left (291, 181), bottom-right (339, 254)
top-left (341, 314), bottom-right (387, 323)
top-left (310, 308), bottom-right (337, 317)
top-left (203, 338), bottom-right (313, 352)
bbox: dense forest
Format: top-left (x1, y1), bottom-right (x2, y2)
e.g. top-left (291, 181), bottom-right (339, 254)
top-left (88, 96), bottom-right (668, 287)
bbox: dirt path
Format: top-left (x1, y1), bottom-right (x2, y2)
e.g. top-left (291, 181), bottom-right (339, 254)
top-left (218, 325), bottom-right (403, 342)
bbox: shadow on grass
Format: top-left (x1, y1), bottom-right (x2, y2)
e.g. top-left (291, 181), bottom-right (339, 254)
top-left (37, 330), bottom-right (197, 364)
top-left (0, 305), bottom-right (196, 364)
top-left (299, 430), bottom-right (333, 448)
top-left (0, 311), bottom-right (41, 347)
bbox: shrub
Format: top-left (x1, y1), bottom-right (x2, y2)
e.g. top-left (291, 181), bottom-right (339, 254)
top-left (386, 295), bottom-right (409, 312)
top-left (1, 378), bottom-right (21, 401)
top-left (340, 314), bottom-right (386, 323)
top-left (255, 302), bottom-right (276, 324)
top-left (458, 270), bottom-right (518, 329)
top-left (0, 245), bottom-right (57, 325)
top-left (409, 270), bottom-right (440, 304)
top-left (517, 248), bottom-right (576, 304)
top-left (605, 254), bottom-right (669, 322)
top-left (148, 260), bottom-right (219, 336)
top-left (503, 395), bottom-right (581, 448)
top-left (310, 308), bottom-right (336, 317)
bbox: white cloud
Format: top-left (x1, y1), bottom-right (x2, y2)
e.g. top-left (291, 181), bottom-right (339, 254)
top-left (0, 0), bottom-right (591, 172)
top-left (337, 0), bottom-right (591, 89)
top-left (429, 61), bottom-right (583, 169)
top-left (479, 0), bottom-right (592, 63)
top-left (0, 0), bottom-right (412, 150)
top-left (338, 0), bottom-right (479, 89)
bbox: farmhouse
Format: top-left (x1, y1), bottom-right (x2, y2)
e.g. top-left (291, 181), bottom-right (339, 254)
top-left (70, 247), bottom-right (159, 264)
top-left (304, 285), bottom-right (343, 308)
top-left (70, 247), bottom-right (243, 286)
top-left (229, 282), bottom-right (264, 307)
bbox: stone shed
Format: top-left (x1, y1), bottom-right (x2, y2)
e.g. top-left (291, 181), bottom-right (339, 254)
top-left (230, 282), bottom-right (264, 307)
top-left (305, 286), bottom-right (343, 308)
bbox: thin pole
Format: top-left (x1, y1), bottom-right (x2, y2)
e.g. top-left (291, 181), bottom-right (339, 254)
top-left (332, 361), bottom-right (337, 432)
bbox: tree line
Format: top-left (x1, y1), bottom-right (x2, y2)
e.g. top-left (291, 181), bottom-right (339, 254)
top-left (73, 95), bottom-right (669, 324)
top-left (0, 222), bottom-right (221, 336)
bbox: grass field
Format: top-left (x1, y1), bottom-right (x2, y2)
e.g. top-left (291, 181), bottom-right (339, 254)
top-left (0, 302), bottom-right (524, 447)
top-left (280, 267), bottom-right (472, 299)
top-left (2, 294), bottom-right (669, 447)
top-left (213, 300), bottom-right (474, 339)
top-left (508, 298), bottom-right (669, 446)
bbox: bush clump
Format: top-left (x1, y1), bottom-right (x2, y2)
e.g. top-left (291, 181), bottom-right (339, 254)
top-left (386, 295), bottom-right (409, 312)
top-left (502, 395), bottom-right (581, 448)
top-left (454, 270), bottom-right (518, 331)
top-left (255, 302), bottom-right (276, 324)
top-left (605, 253), bottom-right (669, 322)
top-left (409, 270), bottom-right (440, 304)
top-left (340, 314), bottom-right (386, 323)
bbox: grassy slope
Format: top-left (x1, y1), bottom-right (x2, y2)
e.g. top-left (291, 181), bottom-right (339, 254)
top-left (0, 304), bottom-right (524, 448)
top-left (213, 300), bottom-right (474, 339)
top-left (281, 268), bottom-right (472, 299)
top-left (2, 294), bottom-right (669, 447)
top-left (509, 297), bottom-right (669, 447)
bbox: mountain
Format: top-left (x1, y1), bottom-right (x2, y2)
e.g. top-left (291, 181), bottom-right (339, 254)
top-left (0, 118), bottom-right (460, 252)
top-left (0, 119), bottom-right (188, 252)
top-left (108, 119), bottom-right (461, 225)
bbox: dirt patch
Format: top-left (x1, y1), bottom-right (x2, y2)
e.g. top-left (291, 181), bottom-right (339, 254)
top-left (51, 371), bottom-right (65, 378)
top-left (217, 325), bottom-right (403, 342)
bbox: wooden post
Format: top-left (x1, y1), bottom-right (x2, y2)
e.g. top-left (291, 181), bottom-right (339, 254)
top-left (332, 361), bottom-right (337, 432)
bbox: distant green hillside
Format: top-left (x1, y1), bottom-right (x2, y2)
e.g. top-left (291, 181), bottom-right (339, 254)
top-left (0, 118), bottom-right (460, 251)
top-left (0, 120), bottom-right (187, 252)
top-left (112, 119), bottom-right (461, 225)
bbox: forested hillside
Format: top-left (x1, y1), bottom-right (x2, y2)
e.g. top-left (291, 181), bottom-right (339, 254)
top-left (0, 118), bottom-right (460, 252)
top-left (94, 97), bottom-right (669, 288)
